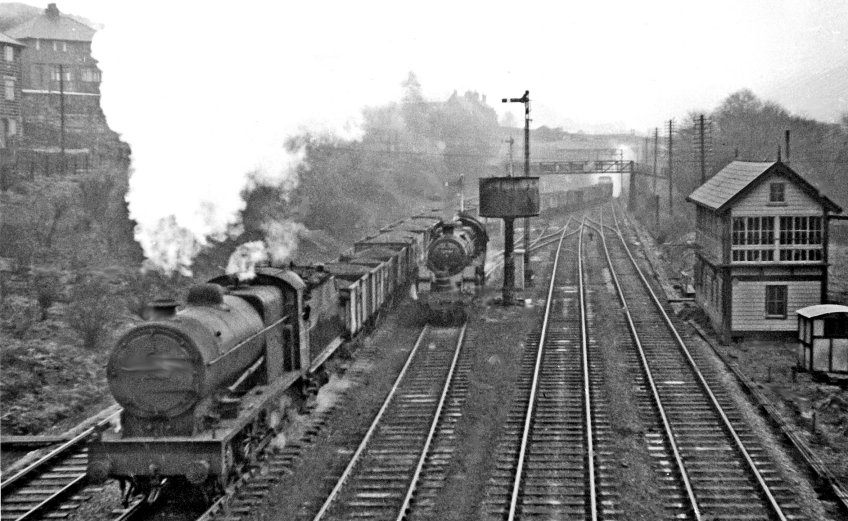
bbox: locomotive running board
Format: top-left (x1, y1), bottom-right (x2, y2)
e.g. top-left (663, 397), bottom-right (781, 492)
top-left (309, 337), bottom-right (344, 374)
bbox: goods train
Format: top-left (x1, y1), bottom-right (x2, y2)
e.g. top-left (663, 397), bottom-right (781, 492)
top-left (86, 180), bottom-right (610, 505)
top-left (538, 178), bottom-right (613, 213)
top-left (86, 204), bottom-right (483, 503)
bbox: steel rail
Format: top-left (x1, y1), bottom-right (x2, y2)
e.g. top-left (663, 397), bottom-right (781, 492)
top-left (311, 326), bottom-right (431, 521)
top-left (607, 203), bottom-right (789, 521)
top-left (1, 412), bottom-right (116, 491)
top-left (1, 410), bottom-right (123, 521)
top-left (485, 221), bottom-right (572, 278)
top-left (395, 323), bottom-right (468, 521)
top-left (506, 224), bottom-right (569, 521)
top-left (578, 217), bottom-right (598, 521)
top-left (587, 213), bottom-right (702, 520)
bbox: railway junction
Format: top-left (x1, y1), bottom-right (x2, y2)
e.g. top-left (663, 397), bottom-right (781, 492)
top-left (2, 198), bottom-right (845, 521)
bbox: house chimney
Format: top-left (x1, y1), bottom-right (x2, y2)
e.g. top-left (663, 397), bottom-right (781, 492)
top-left (785, 130), bottom-right (791, 163)
top-left (46, 3), bottom-right (60, 19)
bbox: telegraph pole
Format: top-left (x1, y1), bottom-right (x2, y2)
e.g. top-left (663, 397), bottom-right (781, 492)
top-left (502, 90), bottom-right (532, 285)
top-left (668, 120), bottom-right (673, 218)
top-left (652, 127), bottom-right (658, 195)
top-left (59, 64), bottom-right (65, 175)
top-left (699, 114), bottom-right (706, 184)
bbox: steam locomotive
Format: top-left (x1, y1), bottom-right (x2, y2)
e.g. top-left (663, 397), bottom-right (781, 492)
top-left (416, 213), bottom-right (488, 323)
top-left (86, 205), bottom-right (480, 502)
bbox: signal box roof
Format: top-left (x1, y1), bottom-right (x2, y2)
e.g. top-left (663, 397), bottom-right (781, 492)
top-left (686, 160), bottom-right (841, 214)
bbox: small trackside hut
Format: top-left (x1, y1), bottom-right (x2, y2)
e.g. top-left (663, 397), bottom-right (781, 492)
top-left (687, 160), bottom-right (842, 344)
top-left (796, 304), bottom-right (848, 374)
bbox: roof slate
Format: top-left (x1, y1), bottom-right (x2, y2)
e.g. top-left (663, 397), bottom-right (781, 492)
top-left (687, 161), bottom-right (774, 211)
top-left (687, 160), bottom-right (842, 214)
top-left (6, 7), bottom-right (95, 42)
top-left (0, 32), bottom-right (24, 47)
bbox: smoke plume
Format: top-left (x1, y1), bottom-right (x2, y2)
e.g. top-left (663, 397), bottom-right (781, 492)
top-left (88, 2), bottom-right (404, 274)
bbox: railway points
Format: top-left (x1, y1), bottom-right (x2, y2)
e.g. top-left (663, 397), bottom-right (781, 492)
top-left (2, 195), bottom-right (842, 521)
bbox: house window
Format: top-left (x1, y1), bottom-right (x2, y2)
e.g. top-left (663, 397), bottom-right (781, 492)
top-left (52, 41), bottom-right (57, 51)
top-left (4, 78), bottom-right (14, 101)
top-left (81, 68), bottom-right (101, 82)
top-left (35, 39), bottom-right (40, 50)
top-left (50, 68), bottom-right (72, 82)
top-left (4, 45), bottom-right (12, 62)
top-left (765, 285), bottom-right (787, 318)
top-left (7, 118), bottom-right (15, 136)
top-left (770, 183), bottom-right (785, 203)
top-left (62, 42), bottom-right (67, 52)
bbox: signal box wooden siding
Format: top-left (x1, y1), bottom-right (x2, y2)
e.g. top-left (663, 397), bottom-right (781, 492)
top-left (686, 161), bottom-right (842, 343)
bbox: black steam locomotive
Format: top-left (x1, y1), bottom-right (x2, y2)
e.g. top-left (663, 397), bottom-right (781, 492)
top-left (416, 213), bottom-right (488, 323)
top-left (86, 206), bottom-right (482, 502)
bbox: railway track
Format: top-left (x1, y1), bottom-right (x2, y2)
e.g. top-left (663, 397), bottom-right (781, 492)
top-left (0, 411), bottom-right (148, 521)
top-left (482, 222), bottom-right (619, 520)
top-left (308, 323), bottom-right (467, 521)
top-left (586, 202), bottom-right (804, 521)
top-left (0, 415), bottom-right (117, 521)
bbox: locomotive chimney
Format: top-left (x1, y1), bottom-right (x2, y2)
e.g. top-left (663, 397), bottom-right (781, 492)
top-left (145, 298), bottom-right (179, 320)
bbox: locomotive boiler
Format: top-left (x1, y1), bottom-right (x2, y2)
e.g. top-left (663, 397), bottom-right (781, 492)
top-left (89, 269), bottom-right (307, 501)
top-left (417, 213), bottom-right (488, 323)
top-left (108, 285), bottom-right (273, 436)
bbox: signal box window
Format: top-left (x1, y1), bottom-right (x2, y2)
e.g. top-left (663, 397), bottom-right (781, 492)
top-left (770, 183), bottom-right (785, 203)
top-left (765, 285), bottom-right (787, 318)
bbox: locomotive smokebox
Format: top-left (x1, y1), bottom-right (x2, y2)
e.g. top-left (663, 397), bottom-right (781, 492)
top-left (107, 285), bottom-right (269, 422)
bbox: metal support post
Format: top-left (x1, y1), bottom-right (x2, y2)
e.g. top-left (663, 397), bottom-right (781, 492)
top-left (503, 217), bottom-right (515, 303)
top-left (668, 120), bottom-right (673, 218)
top-left (523, 94), bottom-right (531, 285)
top-left (652, 128), bottom-right (658, 195)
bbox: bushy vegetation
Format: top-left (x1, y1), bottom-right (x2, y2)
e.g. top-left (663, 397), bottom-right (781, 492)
top-left (279, 73), bottom-right (500, 246)
top-left (630, 90), bottom-right (848, 243)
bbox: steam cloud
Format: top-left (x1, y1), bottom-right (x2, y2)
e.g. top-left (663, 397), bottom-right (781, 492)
top-left (225, 222), bottom-right (305, 281)
top-left (89, 2), bottom-right (413, 274)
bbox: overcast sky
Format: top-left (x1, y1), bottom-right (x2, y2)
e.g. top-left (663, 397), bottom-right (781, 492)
top-left (9, 0), bottom-right (847, 267)
top-left (40, 0), bottom-right (847, 131)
